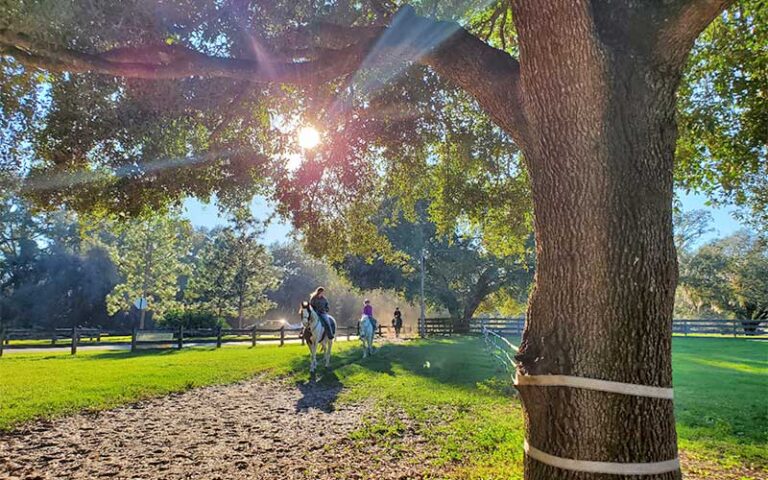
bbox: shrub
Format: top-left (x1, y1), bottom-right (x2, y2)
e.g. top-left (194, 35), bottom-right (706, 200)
top-left (160, 309), bottom-right (224, 330)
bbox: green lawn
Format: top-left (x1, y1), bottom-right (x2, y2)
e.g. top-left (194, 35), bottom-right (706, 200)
top-left (0, 337), bottom-right (765, 479)
top-left (673, 339), bottom-right (767, 468)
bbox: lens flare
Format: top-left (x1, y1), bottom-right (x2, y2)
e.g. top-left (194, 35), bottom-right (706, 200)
top-left (298, 126), bottom-right (320, 149)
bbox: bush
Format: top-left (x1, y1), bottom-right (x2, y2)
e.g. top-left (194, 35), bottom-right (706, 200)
top-left (160, 309), bottom-right (224, 330)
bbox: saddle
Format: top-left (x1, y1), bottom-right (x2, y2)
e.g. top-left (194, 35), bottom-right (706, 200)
top-left (302, 325), bottom-right (329, 343)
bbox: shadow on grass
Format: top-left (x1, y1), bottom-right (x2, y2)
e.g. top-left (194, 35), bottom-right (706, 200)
top-left (295, 370), bottom-right (344, 413)
top-left (76, 347), bottom-right (217, 361)
top-left (287, 336), bottom-right (507, 393)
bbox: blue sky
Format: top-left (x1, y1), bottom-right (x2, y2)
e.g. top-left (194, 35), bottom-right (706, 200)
top-left (183, 190), bottom-right (744, 247)
top-left (183, 196), bottom-right (293, 245)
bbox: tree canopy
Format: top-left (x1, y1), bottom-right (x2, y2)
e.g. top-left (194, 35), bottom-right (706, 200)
top-left (337, 203), bottom-right (533, 322)
top-left (676, 2), bottom-right (767, 234)
top-left (0, 194), bottom-right (119, 328)
top-left (84, 211), bottom-right (193, 322)
top-left (677, 230), bottom-right (768, 323)
top-left (1, 1), bottom-right (762, 256)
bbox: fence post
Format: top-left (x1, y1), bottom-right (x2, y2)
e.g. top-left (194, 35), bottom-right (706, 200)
top-left (732, 320), bottom-right (737, 338)
top-left (251, 326), bottom-right (257, 347)
top-left (280, 326), bottom-right (285, 347)
top-left (131, 327), bottom-right (138, 352)
top-left (378, 324), bottom-right (383, 337)
top-left (52, 330), bottom-right (57, 345)
top-left (70, 326), bottom-right (78, 356)
top-left (684, 320), bottom-right (689, 336)
top-left (97, 331), bottom-right (102, 342)
top-left (177, 326), bottom-right (184, 350)
top-left (216, 327), bottom-right (222, 348)
top-left (0, 326), bottom-right (5, 358)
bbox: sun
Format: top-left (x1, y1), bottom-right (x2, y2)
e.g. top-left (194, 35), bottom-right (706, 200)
top-left (297, 126), bottom-right (321, 149)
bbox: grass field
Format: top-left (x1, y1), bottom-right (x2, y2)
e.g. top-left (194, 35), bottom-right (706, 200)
top-left (0, 337), bottom-right (765, 478)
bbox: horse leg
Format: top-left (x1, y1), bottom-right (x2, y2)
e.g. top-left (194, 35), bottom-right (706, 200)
top-left (325, 339), bottom-right (332, 367)
top-left (309, 342), bottom-right (317, 373)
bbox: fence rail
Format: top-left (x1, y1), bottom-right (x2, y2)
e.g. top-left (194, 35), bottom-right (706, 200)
top-left (482, 326), bottom-right (519, 372)
top-left (672, 319), bottom-right (766, 337)
top-left (419, 317), bottom-right (766, 338)
top-left (0, 322), bottom-right (417, 357)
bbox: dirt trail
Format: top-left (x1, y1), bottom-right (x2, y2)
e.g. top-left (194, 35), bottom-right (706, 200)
top-left (0, 378), bottom-right (435, 480)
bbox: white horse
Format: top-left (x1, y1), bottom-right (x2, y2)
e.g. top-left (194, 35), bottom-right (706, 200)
top-left (299, 302), bottom-right (335, 373)
top-left (359, 315), bottom-right (375, 358)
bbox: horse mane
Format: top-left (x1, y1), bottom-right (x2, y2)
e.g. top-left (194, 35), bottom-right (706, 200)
top-left (299, 302), bottom-right (320, 323)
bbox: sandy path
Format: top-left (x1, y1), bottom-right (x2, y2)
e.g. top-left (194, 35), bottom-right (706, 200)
top-left (0, 378), bottom-right (434, 480)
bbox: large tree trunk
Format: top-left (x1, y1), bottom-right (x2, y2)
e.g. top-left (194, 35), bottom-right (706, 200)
top-left (458, 289), bottom-right (488, 332)
top-left (509, 3), bottom-right (693, 479)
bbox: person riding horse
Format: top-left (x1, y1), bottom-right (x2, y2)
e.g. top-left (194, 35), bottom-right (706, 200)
top-left (309, 287), bottom-right (334, 340)
top-left (362, 299), bottom-right (377, 332)
top-left (392, 307), bottom-right (403, 338)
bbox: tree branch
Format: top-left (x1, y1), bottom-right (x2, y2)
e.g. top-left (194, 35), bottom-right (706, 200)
top-left (656, 0), bottom-right (737, 66)
top-left (382, 6), bottom-right (527, 145)
top-left (0, 5), bottom-right (527, 143)
top-left (0, 29), bottom-right (373, 84)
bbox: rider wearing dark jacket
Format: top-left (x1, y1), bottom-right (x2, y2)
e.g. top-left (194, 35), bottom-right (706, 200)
top-left (392, 307), bottom-right (403, 338)
top-left (309, 287), bottom-right (334, 339)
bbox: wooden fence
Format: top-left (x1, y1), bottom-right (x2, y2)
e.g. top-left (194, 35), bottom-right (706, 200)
top-left (672, 319), bottom-right (766, 337)
top-left (0, 325), bottom-right (305, 356)
top-left (0, 322), bottom-right (415, 357)
top-left (420, 317), bottom-right (766, 338)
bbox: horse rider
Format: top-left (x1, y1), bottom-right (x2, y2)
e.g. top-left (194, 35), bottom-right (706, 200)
top-left (392, 307), bottom-right (403, 337)
top-left (309, 286), bottom-right (334, 340)
top-left (363, 299), bottom-right (377, 333)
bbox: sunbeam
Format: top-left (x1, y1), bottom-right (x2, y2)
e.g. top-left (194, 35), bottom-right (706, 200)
top-left (22, 149), bottom-right (240, 193)
top-left (338, 2), bottom-right (498, 110)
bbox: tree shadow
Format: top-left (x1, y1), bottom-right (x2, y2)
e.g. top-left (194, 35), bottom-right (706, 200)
top-left (77, 347), bottom-right (208, 361)
top-left (289, 337), bottom-right (507, 396)
top-left (338, 344), bottom-right (398, 376)
top-left (356, 337), bottom-right (505, 390)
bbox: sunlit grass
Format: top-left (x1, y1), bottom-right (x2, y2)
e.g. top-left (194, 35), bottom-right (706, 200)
top-left (673, 339), bottom-right (767, 468)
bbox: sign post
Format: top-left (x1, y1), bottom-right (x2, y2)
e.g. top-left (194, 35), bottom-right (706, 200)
top-left (134, 297), bottom-right (148, 329)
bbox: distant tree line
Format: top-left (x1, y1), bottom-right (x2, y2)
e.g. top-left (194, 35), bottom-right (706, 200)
top-left (5, 190), bottom-right (759, 333)
top-left (674, 210), bottom-right (768, 331)
top-left (0, 193), bottom-right (421, 331)
top-left (0, 195), bottom-right (280, 330)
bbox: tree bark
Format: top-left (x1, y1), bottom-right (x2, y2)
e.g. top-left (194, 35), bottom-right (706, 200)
top-left (458, 276), bottom-right (493, 332)
top-left (506, 2), bottom-right (721, 478)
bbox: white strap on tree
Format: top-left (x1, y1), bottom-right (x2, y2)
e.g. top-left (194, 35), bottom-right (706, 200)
top-left (514, 372), bottom-right (674, 399)
top-left (524, 441), bottom-right (680, 475)
top-left (482, 327), bottom-right (679, 474)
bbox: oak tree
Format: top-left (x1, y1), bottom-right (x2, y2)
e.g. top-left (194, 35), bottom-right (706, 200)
top-left (0, 1), bottom-right (756, 478)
